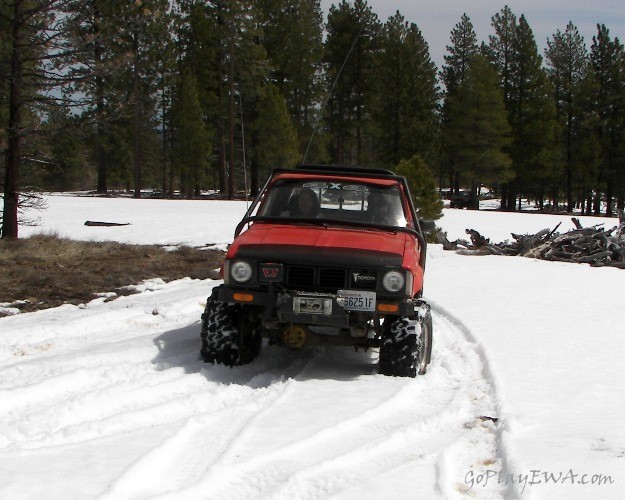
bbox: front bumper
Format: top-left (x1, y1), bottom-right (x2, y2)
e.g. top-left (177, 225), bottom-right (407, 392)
top-left (219, 286), bottom-right (416, 328)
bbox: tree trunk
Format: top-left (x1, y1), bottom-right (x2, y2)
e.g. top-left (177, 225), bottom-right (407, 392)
top-left (2, 0), bottom-right (24, 239)
top-left (355, 37), bottom-right (362, 165)
top-left (551, 187), bottom-right (558, 211)
top-left (168, 128), bottom-right (174, 198)
top-left (216, 136), bottom-right (226, 195)
top-left (161, 77), bottom-right (168, 197)
top-left (227, 38), bottom-right (235, 200)
top-left (215, 1), bottom-right (226, 196)
top-left (593, 191), bottom-right (601, 216)
top-left (500, 183), bottom-right (509, 210)
top-left (469, 179), bottom-right (479, 209)
top-left (132, 30), bottom-right (142, 199)
top-left (504, 181), bottom-right (517, 211)
top-left (537, 189), bottom-right (544, 211)
top-left (605, 180), bottom-right (613, 217)
top-left (95, 95), bottom-right (107, 194)
top-left (94, 5), bottom-right (107, 194)
top-left (566, 112), bottom-right (573, 212)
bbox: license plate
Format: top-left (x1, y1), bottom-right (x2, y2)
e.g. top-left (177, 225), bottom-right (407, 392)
top-left (293, 296), bottom-right (333, 315)
top-left (337, 290), bottom-right (376, 312)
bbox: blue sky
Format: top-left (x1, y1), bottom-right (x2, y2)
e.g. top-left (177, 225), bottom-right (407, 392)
top-left (319, 0), bottom-right (625, 69)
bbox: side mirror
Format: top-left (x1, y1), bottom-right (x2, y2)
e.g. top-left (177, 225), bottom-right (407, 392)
top-left (419, 219), bottom-right (436, 233)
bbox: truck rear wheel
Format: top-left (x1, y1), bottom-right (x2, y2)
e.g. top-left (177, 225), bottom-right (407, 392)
top-left (200, 287), bottom-right (261, 366)
top-left (379, 305), bottom-right (432, 377)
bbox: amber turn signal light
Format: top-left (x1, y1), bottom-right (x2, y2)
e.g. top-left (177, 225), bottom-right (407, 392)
top-left (377, 303), bottom-right (399, 313)
top-left (233, 292), bottom-right (254, 302)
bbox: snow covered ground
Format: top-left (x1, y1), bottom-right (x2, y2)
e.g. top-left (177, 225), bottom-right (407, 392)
top-left (1, 194), bottom-right (623, 499)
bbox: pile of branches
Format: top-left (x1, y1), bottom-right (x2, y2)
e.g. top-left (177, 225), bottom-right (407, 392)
top-left (438, 209), bottom-right (625, 269)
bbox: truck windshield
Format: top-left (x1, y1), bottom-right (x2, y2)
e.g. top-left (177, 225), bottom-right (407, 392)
top-left (259, 179), bottom-right (407, 228)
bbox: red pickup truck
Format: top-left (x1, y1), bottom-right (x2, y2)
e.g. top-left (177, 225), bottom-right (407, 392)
top-left (201, 165), bottom-right (434, 377)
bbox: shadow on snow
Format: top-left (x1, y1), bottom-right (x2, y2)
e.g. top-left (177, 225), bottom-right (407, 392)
top-left (150, 321), bottom-right (380, 387)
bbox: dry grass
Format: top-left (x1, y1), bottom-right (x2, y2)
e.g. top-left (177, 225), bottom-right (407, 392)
top-left (0, 234), bottom-right (224, 315)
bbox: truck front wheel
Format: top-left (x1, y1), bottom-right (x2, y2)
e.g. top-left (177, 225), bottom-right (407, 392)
top-left (200, 287), bottom-right (261, 366)
top-left (379, 305), bottom-right (432, 377)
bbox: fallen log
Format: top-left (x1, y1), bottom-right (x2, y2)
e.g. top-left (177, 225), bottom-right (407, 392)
top-left (574, 251), bottom-right (613, 264)
top-left (84, 221), bottom-right (131, 227)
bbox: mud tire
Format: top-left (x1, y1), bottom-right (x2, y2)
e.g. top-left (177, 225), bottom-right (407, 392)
top-left (379, 305), bottom-right (432, 377)
top-left (200, 287), bottom-right (261, 366)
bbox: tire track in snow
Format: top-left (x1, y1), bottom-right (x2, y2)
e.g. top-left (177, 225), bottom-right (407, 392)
top-left (428, 301), bottom-right (520, 499)
top-left (100, 353), bottom-right (320, 499)
top-left (1, 282), bottom-right (510, 499)
top-left (99, 384), bottom-right (293, 500)
top-left (0, 334), bottom-right (321, 454)
top-left (104, 311), bottom-right (507, 500)
top-left (0, 343), bottom-right (211, 450)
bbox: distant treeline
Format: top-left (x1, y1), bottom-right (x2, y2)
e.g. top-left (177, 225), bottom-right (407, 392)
top-left (1, 1), bottom-right (624, 237)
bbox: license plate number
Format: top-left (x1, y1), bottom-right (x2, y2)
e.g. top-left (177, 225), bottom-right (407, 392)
top-left (338, 290), bottom-right (376, 312)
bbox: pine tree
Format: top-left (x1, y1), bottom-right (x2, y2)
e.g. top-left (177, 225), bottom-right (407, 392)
top-left (394, 155), bottom-right (443, 220)
top-left (119, 0), bottom-right (172, 198)
top-left (545, 22), bottom-right (592, 211)
top-left (151, 9), bottom-right (177, 197)
top-left (39, 108), bottom-right (89, 191)
top-left (573, 73), bottom-right (602, 214)
top-left (590, 25), bottom-right (625, 215)
top-left (488, 10), bottom-right (560, 210)
top-left (487, 6), bottom-right (518, 209)
top-left (252, 84), bottom-right (300, 180)
top-left (442, 14), bottom-right (478, 96)
top-left (374, 12), bottom-right (439, 167)
top-left (0, 2), bottom-right (10, 165)
top-left (441, 13), bottom-right (479, 192)
top-left (64, 1), bottom-right (127, 194)
top-left (488, 6), bottom-right (517, 103)
top-left (209, 1), bottom-right (269, 199)
top-left (176, 1), bottom-right (219, 116)
top-left (1, 0), bottom-right (81, 238)
top-left (65, 0), bottom-right (173, 196)
top-left (444, 54), bottom-right (513, 207)
top-left (324, 1), bottom-right (357, 164)
top-left (257, 0), bottom-right (324, 157)
top-left (171, 70), bottom-right (212, 198)
top-left (175, 1), bottom-right (220, 193)
top-left (233, 7), bottom-right (271, 196)
top-left (509, 16), bottom-right (561, 210)
top-left (324, 0), bottom-right (380, 164)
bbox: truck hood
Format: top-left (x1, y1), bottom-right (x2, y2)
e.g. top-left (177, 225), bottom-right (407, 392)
top-left (227, 223), bottom-right (408, 262)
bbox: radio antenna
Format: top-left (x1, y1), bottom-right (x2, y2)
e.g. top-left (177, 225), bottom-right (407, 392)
top-left (302, 23), bottom-right (365, 164)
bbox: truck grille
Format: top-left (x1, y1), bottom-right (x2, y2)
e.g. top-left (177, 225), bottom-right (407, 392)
top-left (319, 268), bottom-right (347, 289)
top-left (286, 266), bottom-right (347, 291)
top-left (287, 266), bottom-right (315, 288)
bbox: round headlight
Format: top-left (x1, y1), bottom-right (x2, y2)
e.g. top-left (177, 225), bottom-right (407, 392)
top-left (382, 270), bottom-right (405, 293)
top-left (231, 261), bottom-right (252, 283)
